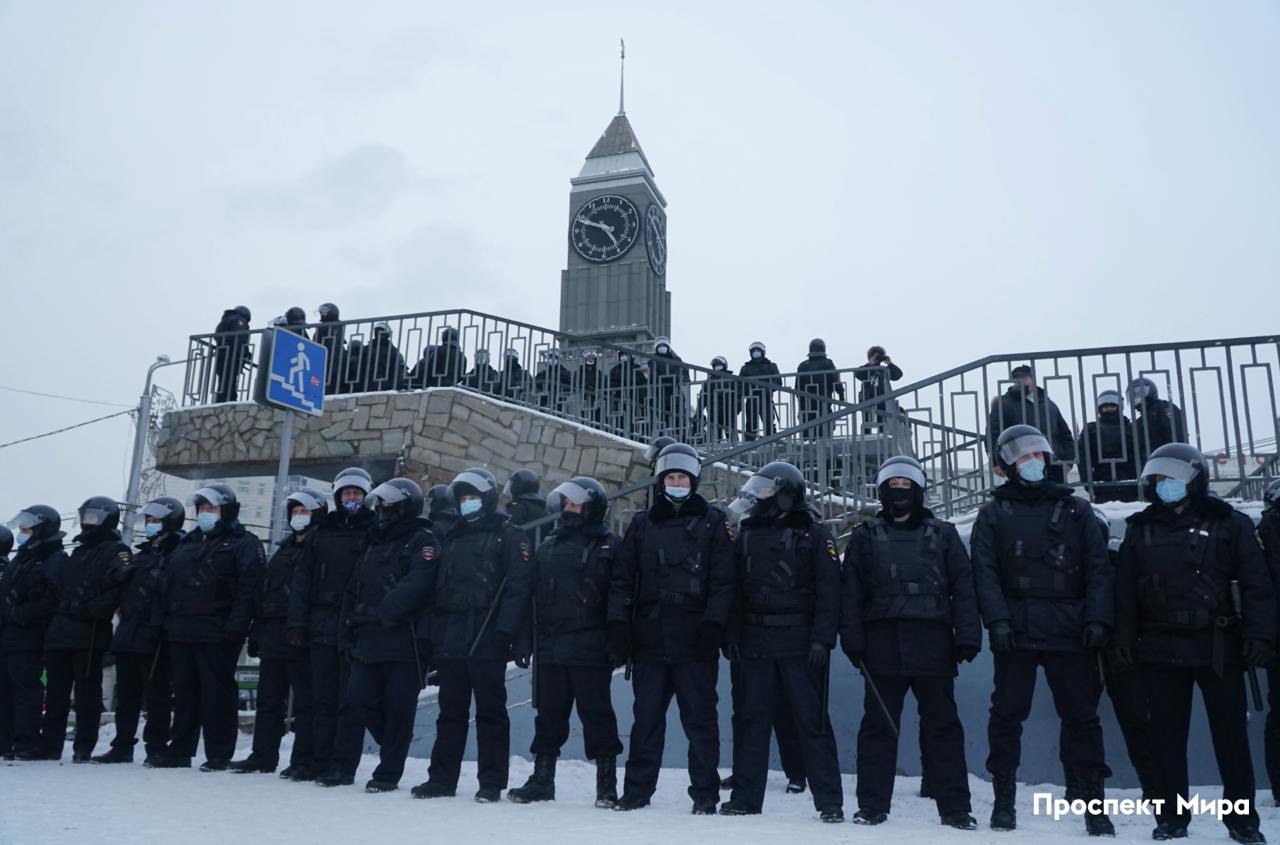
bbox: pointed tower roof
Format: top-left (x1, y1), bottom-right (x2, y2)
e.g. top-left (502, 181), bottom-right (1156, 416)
top-left (574, 113), bottom-right (663, 205)
top-left (588, 114), bottom-right (646, 161)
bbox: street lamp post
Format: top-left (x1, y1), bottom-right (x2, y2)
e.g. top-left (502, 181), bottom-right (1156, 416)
top-left (122, 355), bottom-right (187, 544)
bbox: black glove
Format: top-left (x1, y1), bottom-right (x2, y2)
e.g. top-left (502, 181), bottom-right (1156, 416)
top-left (514, 653), bottom-right (531, 669)
top-left (495, 633), bottom-right (514, 658)
top-left (843, 648), bottom-right (863, 670)
top-left (1244, 639), bottom-right (1274, 668)
top-left (286, 627), bottom-right (307, 649)
top-left (954, 645), bottom-right (979, 664)
top-left (1110, 646), bottom-right (1134, 672)
top-left (807, 643), bottom-right (829, 669)
top-left (722, 642), bottom-right (741, 662)
top-left (988, 621), bottom-right (1015, 653)
top-left (697, 622), bottom-right (723, 661)
top-left (607, 622), bottom-right (631, 669)
top-left (247, 640), bottom-right (260, 659)
top-left (1082, 622), bottom-right (1111, 649)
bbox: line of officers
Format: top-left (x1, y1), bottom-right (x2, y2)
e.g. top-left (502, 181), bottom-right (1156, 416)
top-left (3, 430), bottom-right (1280, 840)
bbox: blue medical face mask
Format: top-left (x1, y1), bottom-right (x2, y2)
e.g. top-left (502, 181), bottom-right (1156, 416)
top-left (341, 498), bottom-right (363, 514)
top-left (460, 499), bottom-right (483, 518)
top-left (15, 532), bottom-right (30, 546)
top-left (1017, 458), bottom-right (1046, 483)
top-left (196, 512), bottom-right (219, 533)
top-left (290, 515), bottom-right (311, 533)
top-left (1156, 477), bottom-right (1188, 505)
top-left (144, 523), bottom-right (163, 539)
top-left (664, 485), bottom-right (691, 501)
top-left (751, 350), bottom-right (762, 360)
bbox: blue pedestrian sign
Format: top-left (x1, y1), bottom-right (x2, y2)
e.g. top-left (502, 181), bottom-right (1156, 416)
top-left (258, 328), bottom-right (327, 416)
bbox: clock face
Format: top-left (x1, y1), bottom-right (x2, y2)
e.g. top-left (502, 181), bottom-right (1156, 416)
top-left (645, 204), bottom-right (667, 276)
top-left (570, 194), bottom-right (640, 263)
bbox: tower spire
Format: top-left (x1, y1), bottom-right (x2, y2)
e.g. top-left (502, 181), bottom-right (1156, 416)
top-left (618, 39), bottom-right (626, 116)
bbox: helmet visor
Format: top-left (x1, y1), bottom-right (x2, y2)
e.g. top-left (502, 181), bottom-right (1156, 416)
top-left (78, 504), bottom-right (115, 527)
top-left (998, 433), bottom-right (1054, 465)
top-left (655, 451), bottom-right (701, 479)
top-left (141, 501), bottom-right (177, 520)
top-left (366, 482), bottom-right (411, 509)
top-left (546, 480), bottom-right (592, 512)
top-left (453, 471), bottom-right (495, 495)
top-left (286, 490), bottom-right (326, 512)
top-left (876, 461), bottom-right (926, 488)
top-left (1140, 456), bottom-right (1200, 483)
top-left (188, 486), bottom-right (234, 508)
top-left (11, 510), bottom-right (45, 530)
top-left (333, 472), bottom-right (372, 495)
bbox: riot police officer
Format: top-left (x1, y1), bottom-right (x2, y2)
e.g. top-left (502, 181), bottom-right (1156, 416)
top-left (503, 468), bottom-right (548, 547)
top-left (414, 468), bottom-right (532, 803)
top-left (293, 467), bottom-right (373, 788)
top-left (1115, 445), bottom-right (1274, 843)
top-left (718, 461), bottom-right (844, 822)
top-left (42, 496), bottom-right (129, 761)
top-left (971, 425), bottom-right (1115, 835)
top-left (232, 489), bottom-right (324, 778)
top-left (426, 484), bottom-right (459, 539)
top-left (154, 484), bottom-right (264, 770)
top-left (1261, 479), bottom-right (1280, 806)
top-left (94, 497), bottom-right (185, 764)
top-left (840, 456), bottom-right (980, 829)
top-left (1, 506), bottom-right (63, 760)
top-left (336, 479), bottom-right (438, 793)
top-left (508, 477), bottom-right (623, 807)
top-left (607, 442), bottom-right (734, 814)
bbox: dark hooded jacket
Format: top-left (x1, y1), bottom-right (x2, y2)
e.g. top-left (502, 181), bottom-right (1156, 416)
top-left (112, 531), bottom-right (183, 655)
top-left (251, 529), bottom-right (314, 660)
top-left (44, 527), bottom-right (129, 651)
top-left (313, 311), bottom-right (345, 395)
top-left (289, 508), bottom-right (371, 646)
top-left (0, 534), bottom-right (64, 653)
top-left (1076, 412), bottom-right (1140, 502)
top-left (339, 516), bottom-right (438, 665)
top-left (364, 329), bottom-right (407, 392)
top-left (1132, 385), bottom-right (1188, 462)
top-left (160, 520), bottom-right (265, 643)
top-left (530, 520), bottom-right (616, 667)
top-left (971, 480), bottom-right (1112, 652)
top-left (413, 340), bottom-right (468, 389)
top-left (987, 384), bottom-right (1076, 463)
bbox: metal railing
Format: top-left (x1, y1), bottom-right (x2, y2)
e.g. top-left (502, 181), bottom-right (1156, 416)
top-left (182, 313), bottom-right (1278, 517)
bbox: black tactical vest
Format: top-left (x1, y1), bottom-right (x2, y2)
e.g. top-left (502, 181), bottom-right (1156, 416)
top-left (740, 526), bottom-right (815, 624)
top-left (995, 497), bottom-right (1086, 599)
top-left (638, 510), bottom-right (722, 610)
top-left (863, 518), bottom-right (950, 621)
top-left (1135, 518), bottom-right (1226, 632)
top-left (259, 539), bottom-right (307, 618)
top-left (170, 533), bottom-right (248, 614)
top-left (437, 528), bottom-right (504, 614)
top-left (536, 532), bottom-right (612, 633)
top-left (353, 529), bottom-right (433, 616)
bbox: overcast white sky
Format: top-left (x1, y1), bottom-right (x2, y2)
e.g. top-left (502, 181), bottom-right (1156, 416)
top-left (2, 0), bottom-right (1278, 522)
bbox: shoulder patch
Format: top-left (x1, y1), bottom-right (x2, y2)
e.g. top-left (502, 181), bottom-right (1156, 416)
top-left (825, 539), bottom-right (839, 560)
top-left (520, 542), bottom-right (531, 561)
top-left (116, 551), bottom-right (132, 566)
top-left (421, 545), bottom-right (436, 561)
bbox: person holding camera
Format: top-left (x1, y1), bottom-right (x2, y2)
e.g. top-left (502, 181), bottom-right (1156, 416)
top-left (855, 346), bottom-right (903, 434)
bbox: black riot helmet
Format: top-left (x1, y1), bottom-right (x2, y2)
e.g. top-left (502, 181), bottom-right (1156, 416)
top-left (1264, 478), bottom-right (1280, 511)
top-left (449, 467), bottom-right (499, 518)
top-left (875, 455), bottom-right (927, 516)
top-left (547, 477), bottom-right (609, 526)
top-left (366, 478), bottom-right (424, 526)
top-left (644, 435), bottom-right (678, 470)
top-left (78, 496), bottom-right (121, 533)
top-left (503, 468), bottom-right (542, 503)
top-left (1127, 376), bottom-right (1161, 406)
top-left (728, 461), bottom-right (806, 521)
top-left (653, 442), bottom-right (702, 491)
top-left (140, 496), bottom-right (186, 533)
top-left (285, 488), bottom-right (328, 522)
top-left (0, 525), bottom-right (11, 558)
top-left (285, 306), bottom-right (306, 325)
top-left (426, 484), bottom-right (458, 519)
top-left (333, 466), bottom-right (373, 499)
top-left (440, 326), bottom-right (459, 345)
top-left (188, 483), bottom-right (240, 522)
top-left (318, 302), bottom-right (339, 321)
top-left (10, 504), bottom-right (62, 543)
top-left (994, 424), bottom-right (1054, 481)
top-left (808, 338), bottom-right (826, 358)
top-left (234, 305), bottom-right (252, 322)
top-left (1140, 442), bottom-right (1210, 504)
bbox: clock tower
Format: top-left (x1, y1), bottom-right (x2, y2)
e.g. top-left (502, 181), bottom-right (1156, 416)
top-left (559, 106), bottom-right (670, 349)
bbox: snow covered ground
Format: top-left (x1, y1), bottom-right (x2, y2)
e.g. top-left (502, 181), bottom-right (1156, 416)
top-left (2, 726), bottom-right (1276, 845)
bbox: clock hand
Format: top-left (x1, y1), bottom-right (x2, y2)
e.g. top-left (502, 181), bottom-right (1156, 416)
top-left (576, 216), bottom-right (619, 246)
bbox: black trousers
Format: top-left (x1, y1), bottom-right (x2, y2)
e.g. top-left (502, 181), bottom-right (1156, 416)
top-left (1144, 663), bottom-right (1258, 831)
top-left (730, 656), bottom-right (843, 812)
top-left (1266, 667), bottom-right (1280, 800)
top-left (857, 674), bottom-right (970, 816)
top-left (742, 395), bottom-right (775, 441)
top-left (623, 659), bottom-right (720, 805)
top-left (1103, 663), bottom-right (1154, 786)
top-left (252, 654), bottom-right (315, 769)
top-left (729, 660), bottom-right (804, 782)
top-left (1, 651), bottom-right (44, 756)
top-left (530, 663), bottom-right (622, 761)
top-left (169, 640), bottom-right (241, 763)
top-left (343, 658), bottom-right (420, 785)
top-left (311, 643), bottom-right (357, 774)
top-left (41, 648), bottom-right (104, 757)
top-left (111, 649), bottom-right (172, 757)
top-left (986, 649), bottom-right (1107, 777)
top-left (428, 659), bottom-right (509, 790)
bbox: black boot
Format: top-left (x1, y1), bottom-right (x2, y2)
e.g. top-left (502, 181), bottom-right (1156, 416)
top-left (595, 756), bottom-right (618, 808)
top-left (508, 754), bottom-right (556, 804)
top-left (1063, 767), bottom-right (1082, 802)
top-left (942, 813), bottom-right (979, 830)
top-left (315, 768), bottom-right (355, 787)
top-left (410, 780), bottom-right (456, 799)
top-left (91, 748), bottom-right (134, 764)
top-left (990, 773), bottom-right (1016, 832)
top-left (280, 765), bottom-right (314, 782)
top-left (1152, 822), bottom-right (1188, 840)
top-left (1071, 772), bottom-right (1115, 837)
top-left (228, 755), bottom-right (275, 774)
top-left (853, 809), bottom-right (888, 825)
top-left (1229, 827), bottom-right (1267, 845)
top-left (719, 774), bottom-right (735, 790)
top-left (785, 778), bottom-right (806, 795)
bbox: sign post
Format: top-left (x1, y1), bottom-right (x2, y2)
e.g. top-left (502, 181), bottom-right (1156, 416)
top-left (255, 328), bottom-right (327, 546)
